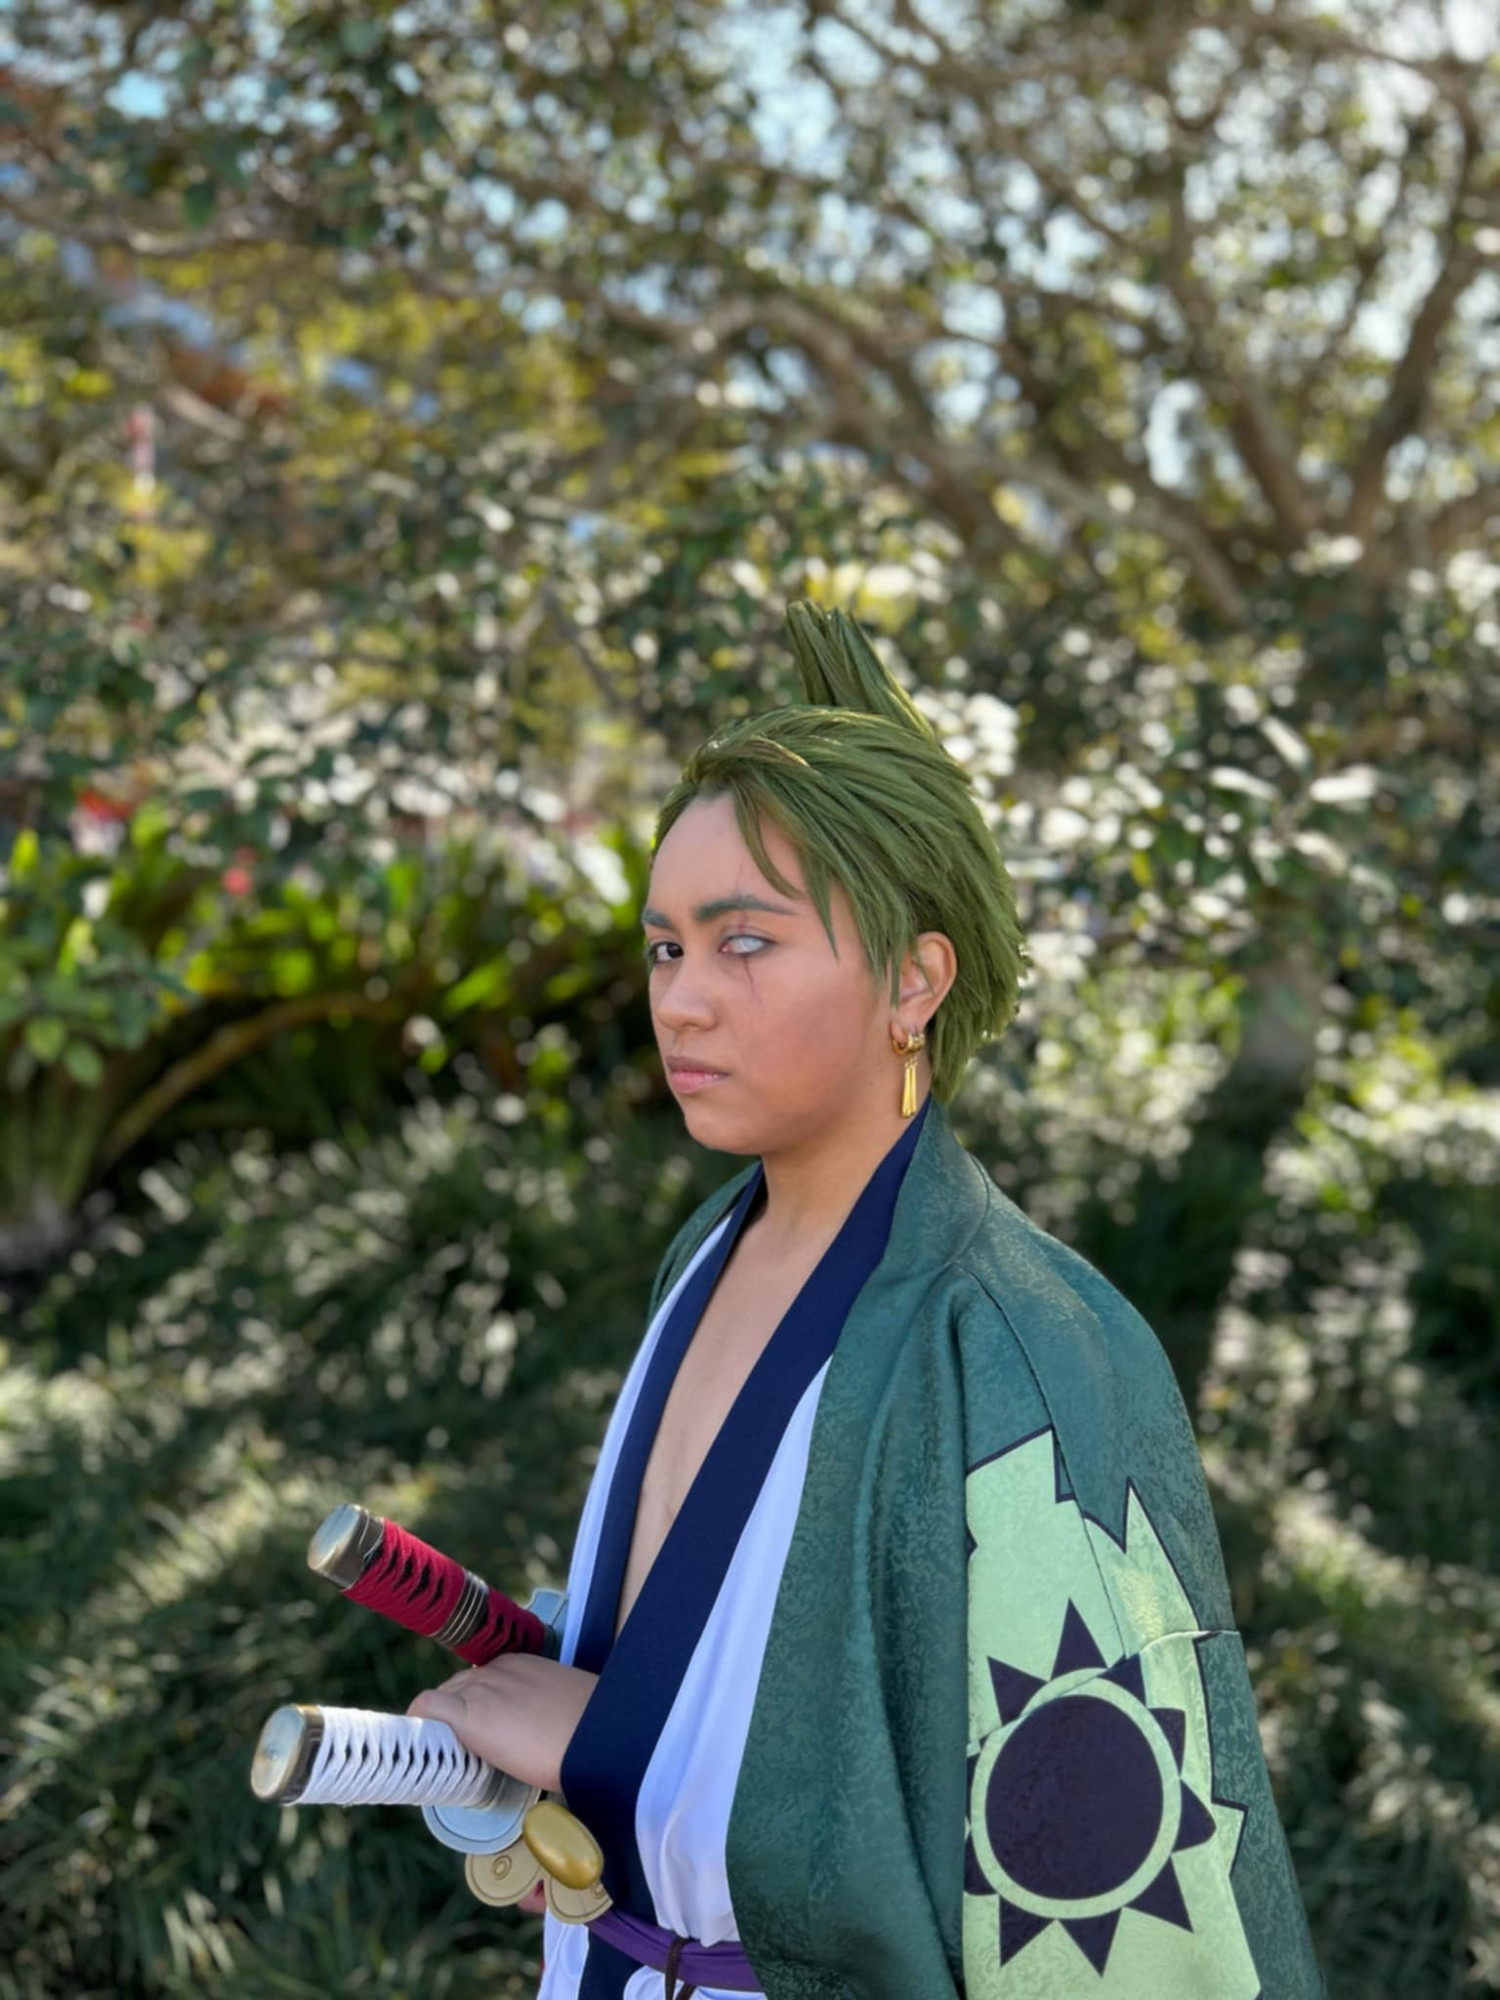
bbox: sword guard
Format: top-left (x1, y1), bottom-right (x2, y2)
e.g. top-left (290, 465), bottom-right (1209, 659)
top-left (464, 1800), bottom-right (613, 1923)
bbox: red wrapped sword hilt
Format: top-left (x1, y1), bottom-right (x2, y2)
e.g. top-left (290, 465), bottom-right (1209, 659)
top-left (307, 1503), bottom-right (548, 1665)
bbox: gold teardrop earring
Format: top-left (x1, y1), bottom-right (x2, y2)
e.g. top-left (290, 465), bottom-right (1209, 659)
top-left (891, 1024), bottom-right (926, 1118)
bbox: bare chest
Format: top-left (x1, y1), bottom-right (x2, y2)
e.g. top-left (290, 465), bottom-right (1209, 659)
top-left (612, 1232), bottom-right (817, 1641)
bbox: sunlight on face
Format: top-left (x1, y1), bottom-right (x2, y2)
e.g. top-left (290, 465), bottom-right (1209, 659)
top-left (642, 796), bottom-right (894, 1155)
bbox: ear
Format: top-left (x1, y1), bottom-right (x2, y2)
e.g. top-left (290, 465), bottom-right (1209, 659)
top-left (896, 932), bottom-right (957, 1027)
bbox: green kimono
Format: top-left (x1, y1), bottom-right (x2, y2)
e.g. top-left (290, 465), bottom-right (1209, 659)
top-left (636, 1095), bottom-right (1324, 1998)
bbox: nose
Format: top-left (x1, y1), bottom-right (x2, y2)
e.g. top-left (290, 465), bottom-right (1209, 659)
top-left (651, 953), bottom-right (716, 1031)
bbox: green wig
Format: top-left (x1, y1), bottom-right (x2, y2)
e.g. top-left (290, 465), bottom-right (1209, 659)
top-left (650, 601), bottom-right (1030, 1104)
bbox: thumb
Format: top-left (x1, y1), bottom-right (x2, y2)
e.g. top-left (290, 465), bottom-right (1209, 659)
top-left (406, 1687), bottom-right (465, 1727)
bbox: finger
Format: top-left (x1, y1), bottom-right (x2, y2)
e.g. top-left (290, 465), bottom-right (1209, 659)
top-left (406, 1687), bottom-right (464, 1725)
top-left (434, 1665), bottom-right (480, 1694)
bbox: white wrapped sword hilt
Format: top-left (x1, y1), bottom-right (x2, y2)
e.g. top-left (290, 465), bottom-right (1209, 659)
top-left (251, 1702), bottom-right (510, 1810)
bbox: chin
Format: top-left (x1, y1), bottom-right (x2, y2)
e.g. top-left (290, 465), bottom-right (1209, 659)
top-left (676, 1093), bottom-right (761, 1154)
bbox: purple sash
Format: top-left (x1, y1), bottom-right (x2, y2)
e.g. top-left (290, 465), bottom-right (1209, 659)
top-left (586, 1907), bottom-right (761, 1992)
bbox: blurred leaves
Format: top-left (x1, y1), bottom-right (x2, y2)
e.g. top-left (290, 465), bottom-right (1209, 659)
top-left (0, 1082), bottom-right (721, 2000)
top-left (0, 792), bottom-right (653, 1268)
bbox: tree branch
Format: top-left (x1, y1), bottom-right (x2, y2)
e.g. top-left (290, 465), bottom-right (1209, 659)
top-left (1223, 389), bottom-right (1324, 548)
top-left (1242, 12), bottom-right (1486, 109)
top-left (1295, 133), bottom-right (1425, 427)
top-left (1341, 100), bottom-right (1490, 543)
top-left (1152, 139), bottom-right (1323, 549)
top-left (993, 452), bottom-right (1250, 624)
top-left (0, 185), bottom-right (284, 258)
top-left (1419, 478), bottom-right (1500, 560)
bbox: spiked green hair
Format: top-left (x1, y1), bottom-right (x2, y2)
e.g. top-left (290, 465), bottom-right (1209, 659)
top-left (650, 601), bottom-right (1030, 1104)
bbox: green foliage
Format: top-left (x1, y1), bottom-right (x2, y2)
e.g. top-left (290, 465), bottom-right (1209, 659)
top-left (0, 1086), bottom-right (728, 1999)
top-left (2, 2), bottom-right (1495, 1378)
top-left (0, 6), bottom-right (1496, 1993)
top-left (0, 806), bottom-right (653, 1270)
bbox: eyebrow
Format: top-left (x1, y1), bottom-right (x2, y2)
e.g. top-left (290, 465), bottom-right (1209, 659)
top-left (641, 893), bottom-right (801, 930)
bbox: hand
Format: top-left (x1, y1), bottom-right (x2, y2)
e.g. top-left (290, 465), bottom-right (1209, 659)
top-left (406, 1652), bottom-right (600, 1796)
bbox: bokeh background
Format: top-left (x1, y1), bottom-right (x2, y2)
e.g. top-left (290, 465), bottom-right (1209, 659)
top-left (1, 2), bottom-right (1497, 1995)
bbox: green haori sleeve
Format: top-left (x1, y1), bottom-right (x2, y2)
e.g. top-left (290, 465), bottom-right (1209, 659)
top-left (965, 1427), bottom-right (1277, 1993)
top-left (719, 1099), bottom-right (1324, 1999)
top-left (956, 1223), bottom-right (1326, 1997)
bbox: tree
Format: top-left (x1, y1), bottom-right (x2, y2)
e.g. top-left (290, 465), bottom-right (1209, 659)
top-left (1, 0), bottom-right (1496, 1406)
top-left (7, 1), bottom-right (1494, 600)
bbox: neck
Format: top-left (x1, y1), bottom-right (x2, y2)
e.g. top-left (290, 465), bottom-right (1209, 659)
top-left (750, 1083), bottom-right (931, 1256)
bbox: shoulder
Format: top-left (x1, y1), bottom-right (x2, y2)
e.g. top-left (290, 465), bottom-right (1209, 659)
top-left (918, 1146), bottom-right (1184, 1405)
top-left (644, 1158), bottom-right (758, 1322)
top-left (937, 1167), bottom-right (1233, 1626)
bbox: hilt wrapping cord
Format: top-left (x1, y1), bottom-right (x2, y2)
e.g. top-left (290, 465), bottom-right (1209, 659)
top-left (251, 1702), bottom-right (506, 1811)
top-left (306, 1503), bottom-right (549, 1664)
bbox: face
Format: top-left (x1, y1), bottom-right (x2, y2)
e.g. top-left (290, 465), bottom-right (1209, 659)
top-left (642, 794), bottom-right (934, 1158)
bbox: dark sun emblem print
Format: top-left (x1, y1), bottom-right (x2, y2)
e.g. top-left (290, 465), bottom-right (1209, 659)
top-left (962, 1430), bottom-right (1260, 1995)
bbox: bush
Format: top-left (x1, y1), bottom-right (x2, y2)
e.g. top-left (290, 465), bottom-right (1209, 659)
top-left (0, 1085), bottom-right (724, 2000)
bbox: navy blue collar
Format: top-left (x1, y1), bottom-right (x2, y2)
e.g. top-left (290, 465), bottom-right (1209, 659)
top-left (561, 1098), bottom-right (931, 1931)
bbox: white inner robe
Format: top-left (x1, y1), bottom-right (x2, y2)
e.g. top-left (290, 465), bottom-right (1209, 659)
top-left (537, 1207), bottom-right (830, 2000)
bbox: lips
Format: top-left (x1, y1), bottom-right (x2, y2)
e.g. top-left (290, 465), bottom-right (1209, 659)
top-left (667, 1058), bottom-right (729, 1076)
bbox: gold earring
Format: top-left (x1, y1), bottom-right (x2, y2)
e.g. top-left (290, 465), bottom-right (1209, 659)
top-left (891, 1024), bottom-right (926, 1118)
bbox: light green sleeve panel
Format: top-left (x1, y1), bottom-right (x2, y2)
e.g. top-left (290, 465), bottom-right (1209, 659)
top-left (962, 1428), bottom-right (1323, 1997)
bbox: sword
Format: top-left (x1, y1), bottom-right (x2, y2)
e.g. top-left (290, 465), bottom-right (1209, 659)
top-left (306, 1503), bottom-right (552, 1664)
top-left (280, 1505), bottom-right (602, 1914)
top-left (250, 1701), bottom-right (611, 1923)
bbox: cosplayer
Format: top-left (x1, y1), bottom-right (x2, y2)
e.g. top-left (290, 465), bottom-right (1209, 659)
top-left (408, 602), bottom-right (1325, 1997)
